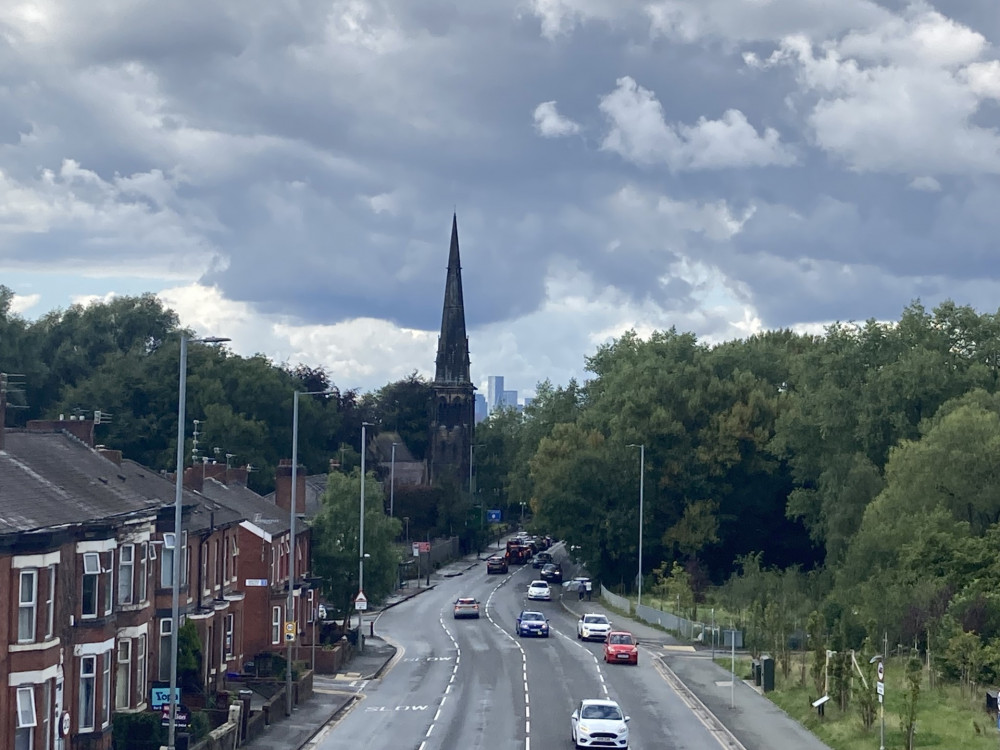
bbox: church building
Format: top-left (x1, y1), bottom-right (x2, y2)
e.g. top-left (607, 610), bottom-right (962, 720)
top-left (428, 215), bottom-right (475, 490)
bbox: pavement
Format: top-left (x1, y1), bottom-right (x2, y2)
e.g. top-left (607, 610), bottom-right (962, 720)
top-left (239, 550), bottom-right (485, 750)
top-left (240, 543), bottom-right (832, 750)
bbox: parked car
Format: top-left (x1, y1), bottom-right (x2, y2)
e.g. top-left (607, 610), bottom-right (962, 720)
top-left (453, 597), bottom-right (481, 619)
top-left (604, 631), bottom-right (639, 665)
top-left (577, 613), bottom-right (612, 641)
top-left (570, 699), bottom-right (630, 749)
top-left (527, 580), bottom-right (552, 601)
top-left (486, 556), bottom-right (508, 574)
top-left (516, 610), bottom-right (550, 638)
top-left (532, 551), bottom-right (554, 568)
top-left (540, 563), bottom-right (562, 584)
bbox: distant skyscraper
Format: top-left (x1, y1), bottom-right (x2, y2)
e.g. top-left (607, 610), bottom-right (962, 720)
top-left (487, 375), bottom-right (504, 413)
top-left (474, 393), bottom-right (487, 423)
top-left (502, 390), bottom-right (518, 408)
top-left (523, 397), bottom-right (533, 409)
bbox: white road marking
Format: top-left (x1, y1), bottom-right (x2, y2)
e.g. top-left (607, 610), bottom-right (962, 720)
top-left (486, 566), bottom-right (533, 749)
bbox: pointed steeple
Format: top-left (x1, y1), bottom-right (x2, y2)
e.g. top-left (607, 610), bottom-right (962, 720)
top-left (434, 214), bottom-right (471, 384)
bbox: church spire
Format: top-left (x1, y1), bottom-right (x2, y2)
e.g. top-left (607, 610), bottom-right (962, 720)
top-left (434, 214), bottom-right (471, 384)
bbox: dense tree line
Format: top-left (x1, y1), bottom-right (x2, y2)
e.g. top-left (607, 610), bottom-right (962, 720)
top-left (473, 300), bottom-right (1000, 692)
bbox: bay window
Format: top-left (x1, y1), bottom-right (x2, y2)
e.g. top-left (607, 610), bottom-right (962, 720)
top-left (18, 570), bottom-right (37, 643)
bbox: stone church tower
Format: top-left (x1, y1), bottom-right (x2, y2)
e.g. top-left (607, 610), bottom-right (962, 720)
top-left (428, 214), bottom-right (475, 489)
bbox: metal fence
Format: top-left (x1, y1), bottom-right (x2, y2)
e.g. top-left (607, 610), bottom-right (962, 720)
top-left (600, 585), bottom-right (631, 615)
top-left (595, 590), bottom-right (744, 648)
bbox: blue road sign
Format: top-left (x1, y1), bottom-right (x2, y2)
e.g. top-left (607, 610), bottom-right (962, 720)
top-left (487, 509), bottom-right (501, 522)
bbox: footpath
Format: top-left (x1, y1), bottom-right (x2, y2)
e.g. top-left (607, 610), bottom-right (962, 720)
top-left (558, 591), bottom-right (833, 750)
top-left (242, 546), bottom-right (832, 750)
top-left (239, 551), bottom-right (483, 750)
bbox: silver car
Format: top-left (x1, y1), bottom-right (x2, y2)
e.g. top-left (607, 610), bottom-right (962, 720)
top-left (571, 699), bottom-right (630, 748)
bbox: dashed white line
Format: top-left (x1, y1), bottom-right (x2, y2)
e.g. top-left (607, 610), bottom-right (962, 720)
top-left (427, 615), bottom-right (462, 744)
top-left (486, 568), bottom-right (533, 749)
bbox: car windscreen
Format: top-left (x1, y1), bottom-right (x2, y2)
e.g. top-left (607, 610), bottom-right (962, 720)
top-left (531, 581), bottom-right (547, 587)
top-left (609, 634), bottom-right (633, 644)
top-left (457, 598), bottom-right (476, 605)
top-left (521, 612), bottom-right (543, 621)
top-left (584, 615), bottom-right (608, 624)
top-left (582, 704), bottom-right (622, 720)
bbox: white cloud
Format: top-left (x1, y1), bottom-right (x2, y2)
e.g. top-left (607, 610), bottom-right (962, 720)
top-left (526, 0), bottom-right (623, 39)
top-left (10, 293), bottom-right (40, 315)
top-left (599, 77), bottom-right (796, 170)
top-left (908, 176), bottom-right (941, 192)
top-left (532, 101), bottom-right (581, 137)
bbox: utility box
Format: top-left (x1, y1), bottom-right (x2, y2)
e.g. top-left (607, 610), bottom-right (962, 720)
top-left (751, 659), bottom-right (761, 686)
top-left (761, 655), bottom-right (775, 692)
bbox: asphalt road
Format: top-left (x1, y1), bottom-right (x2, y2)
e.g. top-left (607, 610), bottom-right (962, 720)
top-left (318, 545), bottom-right (722, 750)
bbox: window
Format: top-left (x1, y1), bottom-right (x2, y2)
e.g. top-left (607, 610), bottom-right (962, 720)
top-left (15, 686), bottom-right (36, 750)
top-left (82, 552), bottom-right (100, 617)
top-left (136, 635), bottom-right (147, 706)
top-left (118, 544), bottom-right (134, 605)
top-left (161, 533), bottom-right (175, 588)
top-left (158, 619), bottom-right (172, 681)
top-left (271, 607), bottom-right (281, 645)
top-left (137, 543), bottom-right (148, 603)
top-left (41, 680), bottom-right (51, 750)
top-left (223, 538), bottom-right (230, 584)
top-left (45, 565), bottom-right (56, 638)
top-left (307, 590), bottom-right (314, 624)
top-left (224, 614), bottom-right (234, 659)
top-left (79, 655), bottom-right (96, 731)
top-left (116, 640), bottom-right (131, 709)
top-left (18, 570), bottom-right (37, 643)
top-left (103, 554), bottom-right (114, 615)
top-left (182, 531), bottom-right (189, 586)
top-left (231, 537), bottom-right (239, 581)
top-left (102, 649), bottom-right (112, 726)
top-left (212, 540), bottom-right (219, 589)
top-left (201, 541), bottom-right (208, 591)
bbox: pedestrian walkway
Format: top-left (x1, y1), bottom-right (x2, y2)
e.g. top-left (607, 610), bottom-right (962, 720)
top-left (558, 592), bottom-right (833, 750)
top-left (239, 548), bottom-right (484, 750)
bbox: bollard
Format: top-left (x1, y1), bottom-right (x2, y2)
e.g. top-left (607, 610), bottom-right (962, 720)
top-left (370, 620), bottom-right (374, 637)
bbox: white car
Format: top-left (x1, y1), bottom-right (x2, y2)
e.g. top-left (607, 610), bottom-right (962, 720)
top-left (571, 699), bottom-right (630, 749)
top-left (577, 613), bottom-right (612, 641)
top-left (527, 580), bottom-right (552, 601)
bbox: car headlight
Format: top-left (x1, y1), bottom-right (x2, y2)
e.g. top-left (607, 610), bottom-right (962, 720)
top-left (578, 724), bottom-right (590, 734)
top-left (617, 724), bottom-right (628, 733)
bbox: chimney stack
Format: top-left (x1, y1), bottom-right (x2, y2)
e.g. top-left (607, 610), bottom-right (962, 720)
top-left (274, 458), bottom-right (306, 514)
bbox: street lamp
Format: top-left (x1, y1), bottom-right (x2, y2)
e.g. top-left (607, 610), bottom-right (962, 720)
top-left (390, 442), bottom-right (399, 518)
top-left (627, 444), bottom-right (645, 608)
top-left (358, 421), bottom-right (374, 653)
top-left (286, 389), bottom-right (332, 717)
top-left (168, 334), bottom-right (229, 750)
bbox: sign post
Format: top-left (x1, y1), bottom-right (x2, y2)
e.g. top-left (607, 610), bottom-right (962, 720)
top-left (876, 659), bottom-right (885, 750)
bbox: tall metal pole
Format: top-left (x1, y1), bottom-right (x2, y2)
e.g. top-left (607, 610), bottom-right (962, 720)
top-left (167, 335), bottom-right (188, 750)
top-left (286, 390), bottom-right (301, 717)
top-left (359, 422), bottom-right (370, 653)
top-left (390, 443), bottom-right (397, 517)
top-left (638, 444), bottom-right (644, 608)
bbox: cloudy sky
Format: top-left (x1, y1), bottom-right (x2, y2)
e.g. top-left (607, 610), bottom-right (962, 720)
top-left (3, 0), bottom-right (1000, 400)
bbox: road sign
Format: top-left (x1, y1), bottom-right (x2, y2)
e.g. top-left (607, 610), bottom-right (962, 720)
top-left (355, 591), bottom-right (368, 611)
top-left (412, 543), bottom-right (420, 557)
top-left (876, 681), bottom-right (884, 696)
top-left (284, 621), bottom-right (296, 642)
top-left (877, 661), bottom-right (884, 682)
top-left (417, 542), bottom-right (430, 553)
top-left (487, 509), bottom-right (501, 522)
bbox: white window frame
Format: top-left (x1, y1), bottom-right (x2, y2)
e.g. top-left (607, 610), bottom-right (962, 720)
top-left (118, 544), bottom-right (134, 605)
top-left (158, 619), bottom-right (173, 681)
top-left (136, 634), bottom-right (147, 706)
top-left (102, 553), bottom-right (114, 616)
top-left (137, 543), bottom-right (148, 603)
top-left (224, 614), bottom-right (234, 659)
top-left (41, 680), bottom-right (51, 750)
top-left (45, 565), bottom-right (56, 639)
top-left (161, 533), bottom-right (175, 587)
top-left (116, 640), bottom-right (132, 709)
top-left (271, 606), bottom-right (281, 645)
top-left (102, 648), bottom-right (112, 727)
top-left (16, 686), bottom-right (36, 750)
top-left (80, 655), bottom-right (96, 731)
top-left (307, 589), bottom-right (315, 624)
top-left (231, 536), bottom-right (239, 582)
top-left (82, 553), bottom-right (100, 618)
top-left (181, 531), bottom-right (189, 586)
top-left (223, 537), bottom-right (230, 585)
top-left (18, 569), bottom-right (38, 643)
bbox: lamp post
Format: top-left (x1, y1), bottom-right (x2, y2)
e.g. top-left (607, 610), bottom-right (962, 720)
top-left (359, 421), bottom-right (374, 653)
top-left (286, 389), bottom-right (331, 717)
top-left (627, 444), bottom-right (645, 607)
top-left (390, 442), bottom-right (399, 518)
top-left (168, 334), bottom-right (229, 750)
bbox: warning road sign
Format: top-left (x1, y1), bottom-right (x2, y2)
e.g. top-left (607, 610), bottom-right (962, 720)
top-left (877, 661), bottom-right (884, 682)
top-left (354, 591), bottom-right (368, 611)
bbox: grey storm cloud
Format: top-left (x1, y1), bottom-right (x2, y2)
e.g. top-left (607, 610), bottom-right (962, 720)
top-left (4, 0), bottom-right (1000, 365)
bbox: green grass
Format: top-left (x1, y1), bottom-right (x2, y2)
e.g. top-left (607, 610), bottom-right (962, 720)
top-left (713, 655), bottom-right (999, 749)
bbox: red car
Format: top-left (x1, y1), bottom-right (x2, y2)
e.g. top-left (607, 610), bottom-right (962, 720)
top-left (604, 631), bottom-right (639, 665)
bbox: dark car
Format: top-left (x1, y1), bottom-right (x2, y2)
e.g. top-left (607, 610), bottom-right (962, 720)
top-left (540, 563), bottom-right (562, 584)
top-left (532, 551), bottom-right (554, 569)
top-left (487, 556), bottom-right (508, 574)
top-left (516, 610), bottom-right (550, 638)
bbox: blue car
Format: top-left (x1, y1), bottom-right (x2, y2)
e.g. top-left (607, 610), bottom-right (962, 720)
top-left (517, 610), bottom-right (550, 638)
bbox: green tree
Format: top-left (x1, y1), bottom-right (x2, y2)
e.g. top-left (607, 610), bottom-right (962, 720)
top-left (899, 656), bottom-right (922, 750)
top-left (310, 470), bottom-right (401, 621)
